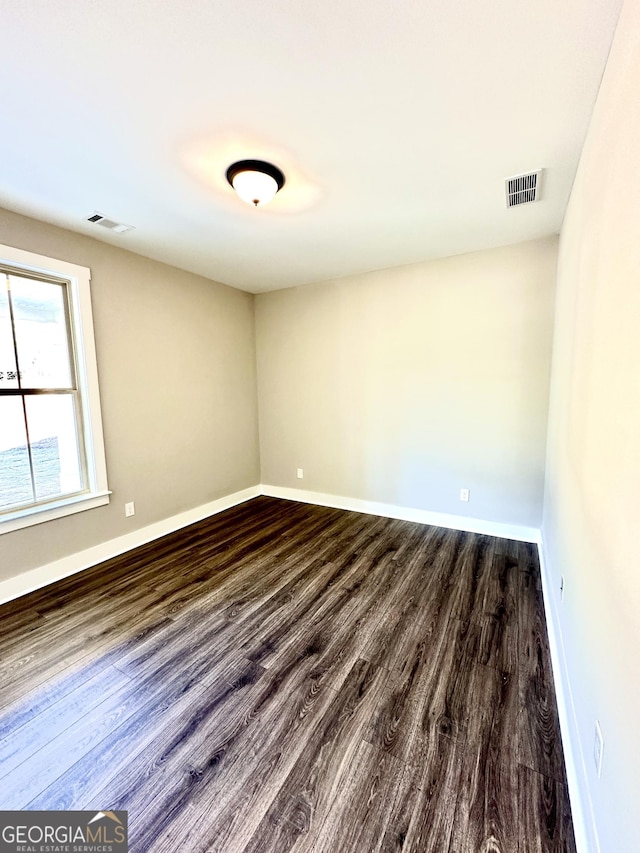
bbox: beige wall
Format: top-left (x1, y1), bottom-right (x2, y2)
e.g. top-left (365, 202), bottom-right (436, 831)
top-left (256, 238), bottom-right (557, 528)
top-left (542, 0), bottom-right (640, 849)
top-left (0, 207), bottom-right (260, 580)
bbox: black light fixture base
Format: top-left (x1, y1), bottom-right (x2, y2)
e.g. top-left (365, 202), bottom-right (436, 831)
top-left (226, 159), bottom-right (286, 192)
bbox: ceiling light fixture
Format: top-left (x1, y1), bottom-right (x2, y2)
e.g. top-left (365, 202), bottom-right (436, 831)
top-left (226, 159), bottom-right (285, 207)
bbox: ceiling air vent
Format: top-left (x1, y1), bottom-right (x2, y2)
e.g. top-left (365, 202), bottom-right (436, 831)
top-left (86, 212), bottom-right (135, 234)
top-left (505, 170), bottom-right (542, 207)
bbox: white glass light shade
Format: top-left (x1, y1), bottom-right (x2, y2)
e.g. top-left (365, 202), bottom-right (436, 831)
top-left (231, 170), bottom-right (279, 206)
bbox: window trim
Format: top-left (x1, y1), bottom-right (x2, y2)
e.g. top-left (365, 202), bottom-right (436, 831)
top-left (0, 243), bottom-right (110, 534)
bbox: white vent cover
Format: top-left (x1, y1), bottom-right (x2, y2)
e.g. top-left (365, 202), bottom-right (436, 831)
top-left (86, 212), bottom-right (135, 234)
top-left (505, 170), bottom-right (543, 207)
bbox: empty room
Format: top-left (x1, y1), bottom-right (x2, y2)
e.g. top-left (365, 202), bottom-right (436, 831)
top-left (0, 0), bottom-right (638, 851)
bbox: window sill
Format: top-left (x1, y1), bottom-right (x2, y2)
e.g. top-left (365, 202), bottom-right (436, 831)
top-left (0, 490), bottom-right (112, 535)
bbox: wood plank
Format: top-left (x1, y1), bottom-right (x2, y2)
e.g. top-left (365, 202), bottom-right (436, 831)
top-left (206, 658), bottom-right (390, 853)
top-left (124, 666), bottom-right (337, 851)
top-left (0, 664), bottom-right (131, 779)
top-left (473, 553), bottom-right (520, 673)
top-left (374, 725), bottom-right (464, 853)
top-left (449, 663), bottom-right (519, 853)
top-left (447, 533), bottom-right (496, 621)
top-left (0, 497), bottom-right (574, 851)
top-left (518, 568), bottom-right (567, 784)
top-left (28, 658), bottom-right (264, 812)
top-left (518, 765), bottom-right (577, 853)
top-left (0, 616), bottom-right (172, 738)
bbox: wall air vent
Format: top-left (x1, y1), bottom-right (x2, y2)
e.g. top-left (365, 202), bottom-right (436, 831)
top-left (505, 170), bottom-right (543, 207)
top-left (86, 212), bottom-right (135, 234)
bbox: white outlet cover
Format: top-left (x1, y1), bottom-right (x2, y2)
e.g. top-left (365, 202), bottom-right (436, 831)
top-left (459, 488), bottom-right (470, 502)
top-left (297, 468), bottom-right (304, 479)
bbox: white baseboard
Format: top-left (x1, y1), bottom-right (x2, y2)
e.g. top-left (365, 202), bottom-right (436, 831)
top-left (261, 484), bottom-right (540, 543)
top-left (536, 536), bottom-right (598, 853)
top-left (0, 485), bottom-right (261, 605)
top-left (0, 483), bottom-right (538, 606)
top-left (0, 483), bottom-right (540, 606)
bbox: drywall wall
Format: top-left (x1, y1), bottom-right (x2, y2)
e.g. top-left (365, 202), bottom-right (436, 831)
top-left (256, 237), bottom-right (557, 529)
top-left (542, 0), bottom-right (640, 848)
top-left (0, 206), bottom-right (260, 580)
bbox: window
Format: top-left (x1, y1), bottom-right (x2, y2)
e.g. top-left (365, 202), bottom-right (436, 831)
top-left (0, 244), bottom-right (109, 533)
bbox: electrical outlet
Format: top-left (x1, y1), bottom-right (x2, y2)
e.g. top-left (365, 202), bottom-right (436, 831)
top-left (125, 501), bottom-right (135, 517)
top-left (297, 468), bottom-right (304, 479)
top-left (560, 576), bottom-right (564, 601)
top-left (459, 488), bottom-right (470, 502)
top-left (594, 721), bottom-right (604, 778)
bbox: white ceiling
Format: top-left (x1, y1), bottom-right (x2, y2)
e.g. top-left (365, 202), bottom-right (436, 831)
top-left (0, 0), bottom-right (623, 293)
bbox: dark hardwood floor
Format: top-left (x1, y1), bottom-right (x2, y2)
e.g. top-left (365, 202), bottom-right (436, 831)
top-left (0, 497), bottom-right (575, 852)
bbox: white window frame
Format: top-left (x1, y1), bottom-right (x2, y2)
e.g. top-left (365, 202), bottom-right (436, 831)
top-left (0, 243), bottom-right (110, 534)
